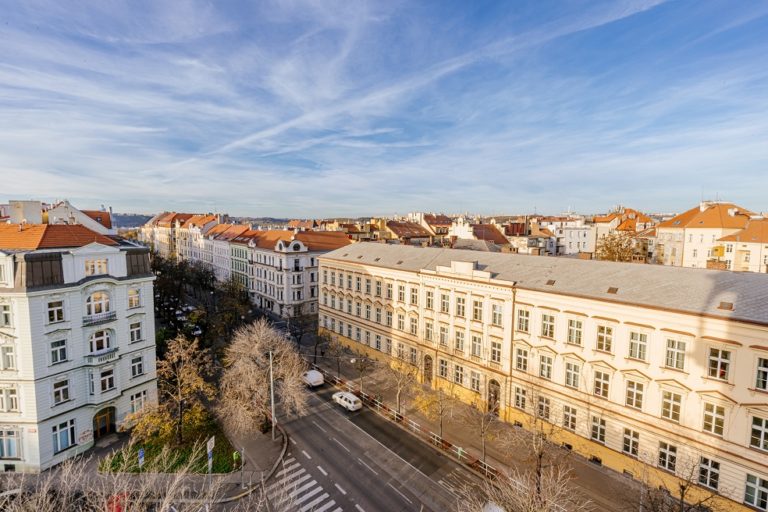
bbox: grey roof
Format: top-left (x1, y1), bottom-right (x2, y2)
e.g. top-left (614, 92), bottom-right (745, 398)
top-left (322, 243), bottom-right (768, 326)
top-left (452, 239), bottom-right (502, 252)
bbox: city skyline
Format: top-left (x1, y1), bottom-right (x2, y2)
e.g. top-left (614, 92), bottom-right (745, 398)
top-left (1, 0), bottom-right (767, 217)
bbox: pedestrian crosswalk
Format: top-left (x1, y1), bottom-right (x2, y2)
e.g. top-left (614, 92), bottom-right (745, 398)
top-left (266, 455), bottom-right (342, 512)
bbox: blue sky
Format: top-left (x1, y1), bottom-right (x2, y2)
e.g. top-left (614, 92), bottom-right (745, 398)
top-left (1, 0), bottom-right (766, 217)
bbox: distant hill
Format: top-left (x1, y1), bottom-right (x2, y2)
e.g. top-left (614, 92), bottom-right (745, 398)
top-left (113, 213), bottom-right (153, 228)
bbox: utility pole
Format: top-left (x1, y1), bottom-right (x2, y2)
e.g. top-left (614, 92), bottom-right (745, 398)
top-left (269, 350), bottom-right (277, 441)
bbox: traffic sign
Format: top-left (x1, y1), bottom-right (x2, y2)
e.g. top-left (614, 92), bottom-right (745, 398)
top-left (207, 436), bottom-right (215, 474)
top-left (138, 448), bottom-right (145, 468)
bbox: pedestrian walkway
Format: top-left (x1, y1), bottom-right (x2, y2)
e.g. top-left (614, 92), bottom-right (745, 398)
top-left (266, 454), bottom-right (342, 512)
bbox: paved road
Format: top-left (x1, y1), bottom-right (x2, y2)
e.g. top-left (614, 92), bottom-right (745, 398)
top-left (275, 387), bottom-right (480, 512)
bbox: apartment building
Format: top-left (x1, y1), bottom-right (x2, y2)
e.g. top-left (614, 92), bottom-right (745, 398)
top-left (720, 218), bottom-right (768, 273)
top-left (0, 224), bottom-right (157, 472)
top-left (319, 243), bottom-right (768, 510)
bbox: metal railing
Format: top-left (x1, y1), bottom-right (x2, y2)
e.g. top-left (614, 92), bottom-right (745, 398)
top-left (82, 310), bottom-right (117, 326)
top-left (85, 348), bottom-right (119, 365)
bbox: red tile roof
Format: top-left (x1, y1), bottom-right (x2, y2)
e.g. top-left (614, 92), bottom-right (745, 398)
top-left (0, 224), bottom-right (118, 250)
top-left (423, 214), bottom-right (452, 228)
top-left (181, 214), bottom-right (218, 229)
top-left (81, 210), bottom-right (113, 230)
top-left (658, 203), bottom-right (754, 230)
top-left (471, 224), bottom-right (509, 245)
top-left (719, 217), bottom-right (768, 243)
top-left (386, 221), bottom-right (432, 239)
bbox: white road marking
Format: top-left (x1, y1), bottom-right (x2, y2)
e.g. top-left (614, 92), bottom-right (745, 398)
top-left (332, 437), bottom-right (351, 453)
top-left (317, 465), bottom-right (328, 476)
top-left (357, 457), bottom-right (379, 475)
top-left (286, 480), bottom-right (318, 499)
top-left (311, 419), bottom-right (328, 433)
top-left (388, 482), bottom-right (413, 504)
top-left (294, 485), bottom-right (323, 505)
top-left (300, 492), bottom-right (331, 512)
top-left (289, 437), bottom-right (297, 445)
top-left (274, 462), bottom-right (301, 478)
top-left (355, 505), bottom-right (366, 512)
top-left (267, 471), bottom-right (309, 492)
top-left (302, 449), bottom-right (312, 459)
top-left (316, 502), bottom-right (338, 512)
top-left (334, 483), bottom-right (347, 495)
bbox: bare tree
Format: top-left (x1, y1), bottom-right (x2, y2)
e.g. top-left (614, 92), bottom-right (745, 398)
top-left (383, 360), bottom-right (419, 414)
top-left (461, 398), bottom-right (501, 463)
top-left (596, 232), bottom-right (636, 262)
top-left (325, 334), bottom-right (347, 378)
top-left (414, 380), bottom-right (458, 438)
top-left (350, 350), bottom-right (376, 394)
top-left (313, 330), bottom-right (333, 365)
top-left (218, 319), bottom-right (308, 436)
top-left (288, 311), bottom-right (317, 345)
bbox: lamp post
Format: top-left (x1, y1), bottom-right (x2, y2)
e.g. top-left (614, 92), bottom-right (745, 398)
top-left (269, 350), bottom-right (277, 441)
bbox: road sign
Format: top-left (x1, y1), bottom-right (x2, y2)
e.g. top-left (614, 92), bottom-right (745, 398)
top-left (138, 448), bottom-right (145, 468)
top-left (207, 436), bottom-right (215, 474)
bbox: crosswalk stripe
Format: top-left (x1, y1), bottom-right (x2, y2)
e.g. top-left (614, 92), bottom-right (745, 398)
top-left (267, 468), bottom-right (306, 492)
top-left (274, 461), bottom-right (301, 477)
top-left (269, 473), bottom-right (312, 496)
top-left (299, 492), bottom-right (330, 512)
top-left (286, 479), bottom-right (317, 499)
top-left (314, 501), bottom-right (338, 512)
top-left (294, 485), bottom-right (323, 505)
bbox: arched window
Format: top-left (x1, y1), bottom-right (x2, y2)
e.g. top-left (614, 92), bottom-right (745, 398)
top-left (86, 292), bottom-right (110, 316)
top-left (128, 288), bottom-right (141, 309)
top-left (89, 330), bottom-right (111, 353)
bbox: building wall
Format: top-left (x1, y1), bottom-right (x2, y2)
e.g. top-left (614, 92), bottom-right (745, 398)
top-left (723, 241), bottom-right (768, 273)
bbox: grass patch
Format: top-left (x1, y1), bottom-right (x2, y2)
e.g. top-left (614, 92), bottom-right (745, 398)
top-left (100, 412), bottom-right (239, 474)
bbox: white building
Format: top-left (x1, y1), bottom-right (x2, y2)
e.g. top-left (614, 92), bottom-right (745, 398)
top-left (537, 216), bottom-right (593, 255)
top-left (0, 224), bottom-right (157, 472)
top-left (719, 217), bottom-right (768, 273)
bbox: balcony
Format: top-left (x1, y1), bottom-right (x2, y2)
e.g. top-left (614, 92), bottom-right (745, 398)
top-left (85, 348), bottom-right (119, 366)
top-left (82, 311), bottom-right (117, 327)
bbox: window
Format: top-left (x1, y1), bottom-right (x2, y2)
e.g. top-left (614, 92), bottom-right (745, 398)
top-left (52, 419), bottom-right (76, 453)
top-left (454, 365), bottom-right (464, 385)
top-left (471, 335), bottom-right (482, 358)
top-left (565, 362), bottom-right (580, 389)
top-left (514, 387), bottom-right (526, 409)
top-left (440, 294), bottom-right (449, 313)
top-left (470, 371), bottom-right (480, 392)
top-left (365, 331), bottom-right (371, 345)
top-left (47, 300), bottom-right (64, 323)
top-left (386, 311), bottom-right (393, 327)
top-left (629, 332), bottom-right (647, 360)
top-left (0, 387), bottom-right (18, 411)
top-left (347, 275), bottom-right (352, 289)
top-left (567, 319), bottom-right (582, 345)
top-left (85, 259), bottom-right (108, 276)
top-left (439, 325), bottom-right (448, 346)
top-left (591, 416), bottom-right (606, 443)
top-left (398, 285), bottom-right (405, 302)
top-left (537, 396), bottom-right (550, 419)
top-left (751, 416), bottom-right (768, 451)
top-left (410, 288), bottom-right (418, 305)
top-left (625, 381), bottom-right (644, 410)
top-left (745, 474), bottom-right (768, 510)
top-left (456, 297), bottom-right (465, 317)
top-left (490, 341), bottom-right (501, 364)
top-left (331, 272), bottom-right (336, 286)
top-left (758, 358), bottom-right (768, 391)
top-left (426, 290), bottom-right (434, 309)
top-left (0, 304), bottom-right (11, 327)
top-left (409, 317), bottom-right (418, 335)
top-left (539, 355), bottom-right (553, 380)
top-left (425, 321), bottom-right (433, 341)
top-left (445, 331), bottom-right (460, 353)
top-left (0, 344), bottom-right (15, 370)
top-left (356, 302), bottom-right (362, 317)
top-left (703, 402), bottom-right (725, 436)
top-left (386, 283), bottom-right (393, 299)
top-left (53, 380), bottom-right (70, 405)
top-left (541, 314), bottom-right (555, 338)
top-left (356, 277), bottom-right (361, 292)
top-left (699, 457), bottom-right (720, 490)
top-left (596, 325), bottom-right (613, 352)
top-left (365, 304), bottom-right (371, 320)
top-left (375, 308), bottom-right (382, 323)
top-left (515, 347), bottom-right (528, 372)
top-left (665, 339), bottom-right (686, 370)
top-left (131, 356), bottom-right (144, 378)
top-left (621, 428), bottom-right (639, 457)
top-left (658, 442), bottom-right (677, 472)
top-left (100, 368), bottom-right (115, 392)
top-left (375, 281), bottom-right (381, 297)
top-left (563, 405), bottom-right (576, 430)
top-left (85, 291), bottom-right (110, 316)
top-left (0, 428), bottom-right (20, 459)
top-left (517, 309), bottom-right (530, 333)
top-left (355, 327), bottom-right (360, 341)
top-left (593, 371), bottom-right (610, 398)
top-left (365, 279), bottom-right (371, 294)
top-left (708, 348), bottom-right (730, 380)
top-left (410, 347), bottom-right (417, 365)
top-left (89, 330), bottom-right (111, 353)
top-left (129, 322), bottom-right (142, 343)
top-left (661, 391), bottom-right (682, 422)
top-left (128, 288), bottom-right (141, 308)
top-left (375, 335), bottom-right (382, 351)
top-left (438, 359), bottom-right (448, 378)
top-left (491, 304), bottom-right (502, 326)
top-left (130, 390), bottom-right (148, 414)
top-left (472, 300), bottom-right (483, 322)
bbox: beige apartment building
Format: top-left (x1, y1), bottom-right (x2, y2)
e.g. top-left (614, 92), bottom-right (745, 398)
top-left (318, 243), bottom-right (768, 510)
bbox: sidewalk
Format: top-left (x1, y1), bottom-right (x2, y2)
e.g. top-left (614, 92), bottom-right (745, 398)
top-left (308, 350), bottom-right (632, 511)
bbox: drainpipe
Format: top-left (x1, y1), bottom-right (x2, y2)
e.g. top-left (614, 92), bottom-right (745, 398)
top-left (507, 283), bottom-right (517, 419)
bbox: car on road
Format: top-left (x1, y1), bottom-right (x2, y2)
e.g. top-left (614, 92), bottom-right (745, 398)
top-left (332, 391), bottom-right (362, 411)
top-left (302, 370), bottom-right (324, 388)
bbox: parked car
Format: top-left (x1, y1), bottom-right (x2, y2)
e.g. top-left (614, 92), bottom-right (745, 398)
top-left (332, 391), bottom-right (362, 411)
top-left (302, 370), bottom-right (324, 388)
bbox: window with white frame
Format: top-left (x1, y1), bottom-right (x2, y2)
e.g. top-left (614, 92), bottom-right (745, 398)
top-left (665, 339), bottom-right (686, 370)
top-left (541, 314), bottom-right (555, 338)
top-left (398, 285), bottom-right (405, 302)
top-left (53, 379), bottom-right (70, 405)
top-left (0, 428), bottom-right (20, 459)
top-left (440, 293), bottom-right (449, 313)
top-left (365, 279), bottom-right (371, 294)
top-left (563, 405), bottom-right (576, 430)
top-left (699, 457), bottom-right (720, 490)
top-left (471, 335), bottom-right (482, 358)
top-left (52, 419), bottom-right (76, 453)
top-left (751, 416), bottom-right (768, 451)
top-left (438, 359), bottom-right (448, 378)
top-left (661, 391), bottom-right (681, 422)
top-left (745, 474), bottom-right (768, 510)
top-left (425, 321), bottom-right (433, 341)
top-left (516, 347), bottom-right (528, 372)
top-left (472, 300), bottom-right (483, 322)
top-left (89, 330), bottom-right (111, 353)
top-left (375, 280), bottom-right (382, 297)
top-left (375, 335), bottom-right (381, 351)
top-left (455, 331), bottom-right (465, 352)
top-left (593, 370), bottom-right (610, 398)
top-left (703, 402), bottom-right (725, 436)
top-left (623, 428), bottom-right (639, 457)
top-left (567, 319), bottom-right (582, 345)
top-left (128, 288), bottom-right (141, 309)
top-left (456, 297), bottom-right (466, 317)
top-left (0, 304), bottom-right (11, 327)
top-left (347, 275), bottom-right (353, 290)
top-left (85, 259), bottom-right (108, 276)
top-left (539, 355), bottom-right (553, 380)
top-left (355, 327), bottom-right (360, 341)
top-left (708, 348), bottom-right (730, 381)
top-left (517, 309), bottom-right (530, 333)
top-left (470, 371), bottom-right (480, 392)
top-left (397, 314), bottom-right (404, 331)
top-left (758, 358), bottom-right (768, 391)
top-left (0, 387), bottom-right (18, 412)
top-left (565, 362), bottom-right (580, 388)
top-left (386, 283), bottom-right (392, 299)
top-left (386, 311), bottom-right (392, 327)
top-left (47, 300), bottom-right (65, 323)
top-left (365, 331), bottom-right (370, 345)
top-left (591, 416), bottom-right (606, 443)
top-left (129, 322), bottom-right (142, 343)
top-left (625, 381), bottom-right (644, 409)
top-left (629, 332), bottom-right (647, 360)
top-left (356, 276), bottom-right (362, 292)
top-left (454, 365), bottom-right (464, 385)
top-left (409, 317), bottom-right (418, 336)
top-left (491, 304), bottom-right (502, 326)
top-left (514, 387), bottom-right (526, 409)
top-left (537, 396), bottom-right (550, 419)
top-left (425, 290), bottom-right (433, 309)
top-left (385, 338), bottom-right (392, 354)
top-left (490, 341), bottom-right (501, 364)
top-left (131, 356), bottom-right (144, 378)
top-left (85, 291), bottom-right (110, 316)
top-left (439, 325), bottom-right (448, 346)
top-left (365, 304), bottom-right (371, 320)
top-left (130, 390), bottom-right (148, 414)
top-left (0, 343), bottom-right (16, 370)
top-left (596, 325), bottom-right (613, 352)
top-left (410, 287), bottom-right (418, 306)
top-left (658, 441), bottom-right (677, 472)
top-left (100, 368), bottom-right (115, 392)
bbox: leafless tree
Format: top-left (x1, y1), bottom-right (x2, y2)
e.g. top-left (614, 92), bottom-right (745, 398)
top-left (596, 232), bottom-right (637, 262)
top-left (218, 319), bottom-right (309, 436)
top-left (414, 379), bottom-right (458, 439)
top-left (288, 311), bottom-right (317, 346)
top-left (383, 359), bottom-right (420, 414)
top-left (351, 350), bottom-right (376, 394)
top-left (313, 330), bottom-right (333, 365)
top-left (461, 398), bottom-right (501, 463)
top-left (325, 334), bottom-right (347, 378)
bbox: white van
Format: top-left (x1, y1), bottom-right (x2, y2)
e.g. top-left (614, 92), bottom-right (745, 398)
top-left (332, 391), bottom-right (362, 411)
top-left (302, 370), bottom-right (324, 388)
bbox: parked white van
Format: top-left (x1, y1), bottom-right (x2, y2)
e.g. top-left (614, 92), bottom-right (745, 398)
top-left (302, 370), bottom-right (324, 388)
top-left (332, 391), bottom-right (362, 411)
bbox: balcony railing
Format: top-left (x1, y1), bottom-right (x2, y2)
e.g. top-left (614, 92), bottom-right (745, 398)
top-left (82, 311), bottom-right (117, 327)
top-left (85, 348), bottom-right (119, 366)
